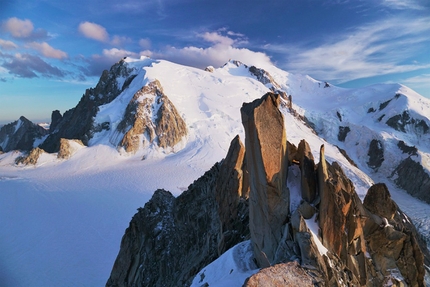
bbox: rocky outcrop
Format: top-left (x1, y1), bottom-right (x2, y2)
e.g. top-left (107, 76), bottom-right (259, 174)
top-left (15, 147), bottom-right (45, 165)
top-left (106, 136), bottom-right (249, 287)
top-left (241, 92), bottom-right (289, 268)
top-left (248, 66), bottom-right (281, 91)
top-left (0, 116), bottom-right (48, 152)
top-left (216, 135), bottom-right (249, 255)
top-left (386, 110), bottom-right (429, 134)
top-left (242, 261), bottom-right (318, 287)
top-left (57, 138), bottom-right (84, 159)
top-left (392, 157), bottom-right (430, 204)
top-left (363, 183), bottom-right (426, 286)
top-left (367, 139), bottom-right (384, 171)
top-left (337, 126), bottom-right (350, 142)
top-left (115, 80), bottom-right (187, 153)
top-left (40, 59), bottom-right (136, 153)
top-left (49, 110), bottom-right (63, 133)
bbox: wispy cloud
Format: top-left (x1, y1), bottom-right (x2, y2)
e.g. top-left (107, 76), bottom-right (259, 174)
top-left (266, 16), bottom-right (430, 83)
top-left (0, 39), bottom-right (18, 50)
top-left (27, 42), bottom-right (68, 59)
top-left (2, 53), bottom-right (65, 78)
top-left (381, 0), bottom-right (426, 10)
top-left (401, 74), bottom-right (430, 88)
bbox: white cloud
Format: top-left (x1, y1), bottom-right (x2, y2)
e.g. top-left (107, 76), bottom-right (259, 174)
top-left (199, 32), bottom-right (235, 46)
top-left (3, 17), bottom-right (34, 38)
top-left (0, 39), bottom-right (18, 50)
top-left (141, 30), bottom-right (271, 70)
top-left (268, 16), bottom-right (430, 83)
top-left (101, 48), bottom-right (138, 59)
top-left (78, 22), bottom-right (109, 42)
top-left (150, 44), bottom-right (272, 70)
top-left (27, 42), bottom-right (68, 59)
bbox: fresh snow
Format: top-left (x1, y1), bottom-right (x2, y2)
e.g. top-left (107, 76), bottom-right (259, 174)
top-left (190, 241), bottom-right (258, 287)
top-left (1, 56), bottom-right (430, 286)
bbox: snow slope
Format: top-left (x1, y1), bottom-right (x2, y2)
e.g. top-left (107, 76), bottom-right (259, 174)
top-left (1, 57), bottom-right (430, 286)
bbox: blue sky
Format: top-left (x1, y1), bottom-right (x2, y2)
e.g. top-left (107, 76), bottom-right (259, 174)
top-left (1, 0), bottom-right (429, 124)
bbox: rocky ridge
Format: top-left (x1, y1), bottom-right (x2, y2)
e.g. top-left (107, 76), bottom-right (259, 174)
top-left (40, 59), bottom-right (138, 153)
top-left (107, 92), bottom-right (428, 287)
top-left (0, 116), bottom-right (48, 152)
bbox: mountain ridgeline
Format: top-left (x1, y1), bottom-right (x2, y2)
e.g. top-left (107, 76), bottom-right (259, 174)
top-left (1, 57), bottom-right (430, 285)
top-left (1, 57), bottom-right (429, 208)
top-left (107, 93), bottom-right (429, 286)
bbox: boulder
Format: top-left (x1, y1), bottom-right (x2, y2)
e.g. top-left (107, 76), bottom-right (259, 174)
top-left (241, 92), bottom-right (289, 267)
top-left (242, 261), bottom-right (318, 287)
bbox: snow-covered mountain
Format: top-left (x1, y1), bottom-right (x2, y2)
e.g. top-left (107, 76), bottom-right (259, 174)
top-left (0, 56), bottom-right (429, 286)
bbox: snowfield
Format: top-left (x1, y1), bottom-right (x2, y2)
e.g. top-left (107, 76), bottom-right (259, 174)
top-left (1, 57), bottom-right (430, 286)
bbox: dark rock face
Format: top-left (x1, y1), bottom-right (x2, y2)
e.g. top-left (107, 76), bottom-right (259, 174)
top-left (392, 157), bottom-right (430, 204)
top-left (337, 126), bottom-right (350, 142)
top-left (0, 116), bottom-right (48, 152)
top-left (116, 80), bottom-right (187, 153)
top-left (397, 140), bottom-right (418, 156)
top-left (367, 139), bottom-right (384, 171)
top-left (241, 92), bottom-right (289, 268)
top-left (49, 110), bottom-right (63, 133)
top-left (386, 110), bottom-right (429, 134)
top-left (106, 136), bottom-right (250, 287)
top-left (40, 59), bottom-right (136, 152)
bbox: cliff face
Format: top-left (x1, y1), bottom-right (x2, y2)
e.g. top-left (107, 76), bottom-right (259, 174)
top-left (107, 92), bottom-right (428, 287)
top-left (40, 59), bottom-right (136, 153)
top-left (241, 93), bottom-right (289, 268)
top-left (106, 135), bottom-right (249, 287)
